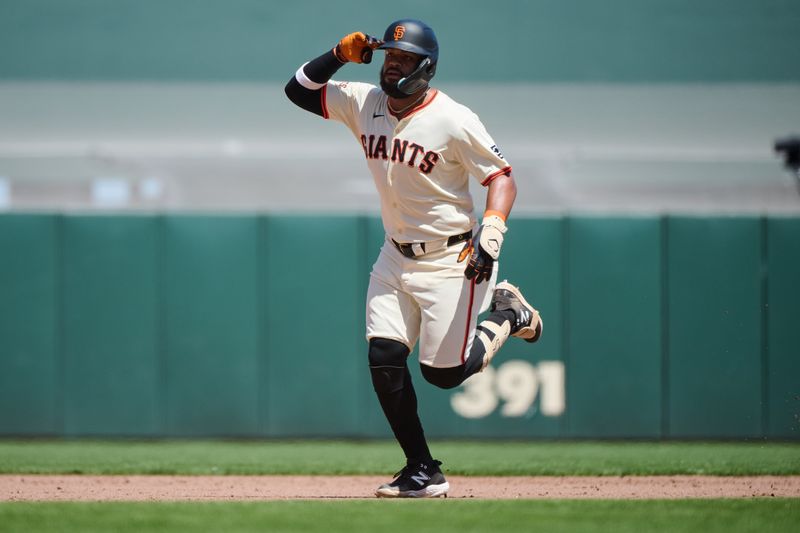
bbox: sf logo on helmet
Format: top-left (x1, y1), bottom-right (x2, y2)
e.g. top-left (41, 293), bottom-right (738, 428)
top-left (393, 25), bottom-right (406, 40)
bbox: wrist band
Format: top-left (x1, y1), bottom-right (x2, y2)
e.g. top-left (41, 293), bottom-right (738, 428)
top-left (483, 210), bottom-right (506, 222)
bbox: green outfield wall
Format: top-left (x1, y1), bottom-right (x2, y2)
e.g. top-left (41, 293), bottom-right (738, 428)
top-left (1, 0), bottom-right (798, 82)
top-left (0, 213), bottom-right (798, 439)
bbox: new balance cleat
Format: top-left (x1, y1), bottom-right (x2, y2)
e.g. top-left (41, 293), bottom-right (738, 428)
top-left (491, 281), bottom-right (543, 343)
top-left (375, 459), bottom-right (450, 498)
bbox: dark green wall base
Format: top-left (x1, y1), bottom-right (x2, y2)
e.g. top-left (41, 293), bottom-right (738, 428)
top-left (0, 214), bottom-right (797, 439)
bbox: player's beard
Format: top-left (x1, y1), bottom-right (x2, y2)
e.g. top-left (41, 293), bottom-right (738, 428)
top-left (379, 65), bottom-right (408, 99)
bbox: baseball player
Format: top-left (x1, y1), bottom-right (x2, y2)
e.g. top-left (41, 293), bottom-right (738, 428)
top-left (285, 19), bottom-right (542, 498)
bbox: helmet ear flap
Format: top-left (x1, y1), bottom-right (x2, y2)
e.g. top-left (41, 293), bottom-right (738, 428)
top-left (426, 59), bottom-right (437, 77)
top-left (396, 56), bottom-right (436, 95)
top-left (418, 57), bottom-right (432, 73)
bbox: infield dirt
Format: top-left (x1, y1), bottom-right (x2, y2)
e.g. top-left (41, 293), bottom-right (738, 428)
top-left (2, 475), bottom-right (799, 501)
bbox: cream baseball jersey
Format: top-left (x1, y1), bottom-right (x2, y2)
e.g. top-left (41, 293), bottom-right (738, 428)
top-left (322, 81), bottom-right (511, 243)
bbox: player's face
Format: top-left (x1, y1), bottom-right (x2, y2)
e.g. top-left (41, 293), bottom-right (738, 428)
top-left (381, 48), bottom-right (423, 84)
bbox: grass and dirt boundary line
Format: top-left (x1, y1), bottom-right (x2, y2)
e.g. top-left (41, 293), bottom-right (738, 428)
top-left (1, 440), bottom-right (798, 532)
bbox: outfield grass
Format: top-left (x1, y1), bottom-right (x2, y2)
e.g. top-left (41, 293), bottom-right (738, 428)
top-left (0, 499), bottom-right (798, 533)
top-left (1, 440), bottom-right (798, 476)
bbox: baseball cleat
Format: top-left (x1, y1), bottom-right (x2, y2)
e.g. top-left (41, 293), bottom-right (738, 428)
top-left (491, 281), bottom-right (543, 343)
top-left (375, 460), bottom-right (450, 498)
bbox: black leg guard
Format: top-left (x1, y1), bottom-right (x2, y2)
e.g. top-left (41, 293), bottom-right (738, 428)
top-left (368, 338), bottom-right (432, 464)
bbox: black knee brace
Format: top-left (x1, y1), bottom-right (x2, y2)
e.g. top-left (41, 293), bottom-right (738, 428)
top-left (420, 364), bottom-right (468, 390)
top-left (368, 338), bottom-right (410, 393)
top-left (420, 349), bottom-right (485, 390)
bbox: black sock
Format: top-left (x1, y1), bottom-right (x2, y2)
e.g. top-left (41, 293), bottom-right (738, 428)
top-left (373, 364), bottom-right (432, 464)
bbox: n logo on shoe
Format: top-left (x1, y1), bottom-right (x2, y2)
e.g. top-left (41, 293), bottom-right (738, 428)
top-left (410, 471), bottom-right (430, 486)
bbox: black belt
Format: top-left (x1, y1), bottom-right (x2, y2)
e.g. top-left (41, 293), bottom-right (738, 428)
top-left (392, 230), bottom-right (472, 259)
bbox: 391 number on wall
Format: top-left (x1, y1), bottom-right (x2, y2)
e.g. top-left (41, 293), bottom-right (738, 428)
top-left (450, 360), bottom-right (565, 419)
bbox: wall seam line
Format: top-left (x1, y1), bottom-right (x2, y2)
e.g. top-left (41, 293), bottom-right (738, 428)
top-left (660, 215), bottom-right (670, 438)
top-left (760, 216), bottom-right (770, 437)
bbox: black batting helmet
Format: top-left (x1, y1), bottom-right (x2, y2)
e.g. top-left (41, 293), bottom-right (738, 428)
top-left (378, 19), bottom-right (438, 96)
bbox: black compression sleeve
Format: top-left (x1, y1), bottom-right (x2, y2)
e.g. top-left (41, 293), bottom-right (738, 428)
top-left (284, 49), bottom-right (346, 117)
top-left (304, 49), bottom-right (346, 83)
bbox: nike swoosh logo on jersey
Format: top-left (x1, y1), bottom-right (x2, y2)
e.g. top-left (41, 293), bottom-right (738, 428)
top-left (373, 113), bottom-right (385, 118)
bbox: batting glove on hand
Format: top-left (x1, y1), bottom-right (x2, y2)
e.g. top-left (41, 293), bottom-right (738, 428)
top-left (334, 32), bottom-right (383, 64)
top-left (458, 215), bottom-right (507, 284)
